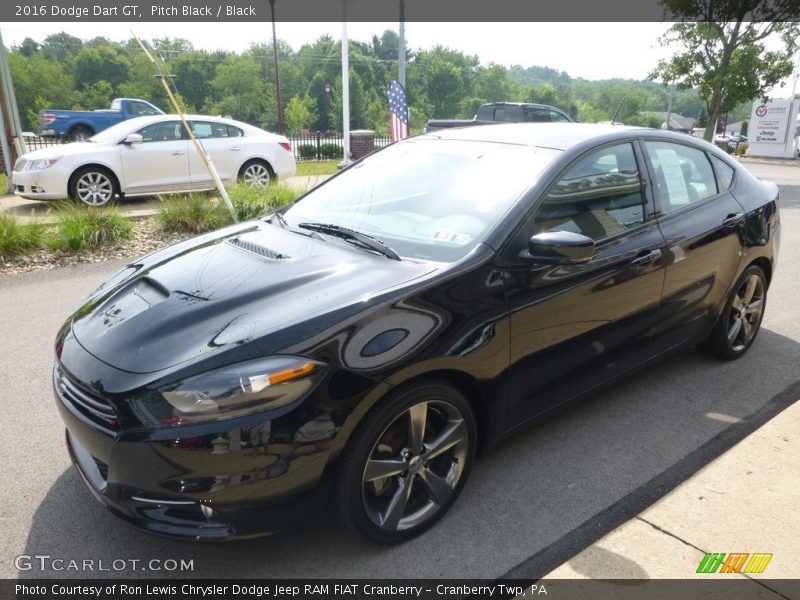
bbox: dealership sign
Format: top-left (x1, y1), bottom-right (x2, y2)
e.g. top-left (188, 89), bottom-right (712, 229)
top-left (750, 99), bottom-right (792, 144)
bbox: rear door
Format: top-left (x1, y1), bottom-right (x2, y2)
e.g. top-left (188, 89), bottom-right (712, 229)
top-left (641, 140), bottom-right (746, 354)
top-left (187, 120), bottom-right (245, 186)
top-left (501, 141), bottom-right (666, 423)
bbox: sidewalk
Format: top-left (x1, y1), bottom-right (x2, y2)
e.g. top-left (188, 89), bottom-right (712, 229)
top-left (544, 399), bottom-right (800, 589)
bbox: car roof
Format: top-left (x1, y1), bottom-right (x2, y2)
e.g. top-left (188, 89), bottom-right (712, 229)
top-left (417, 122), bottom-right (651, 150)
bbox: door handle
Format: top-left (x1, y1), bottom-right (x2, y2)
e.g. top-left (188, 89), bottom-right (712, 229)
top-left (172, 151), bottom-right (186, 156)
top-left (630, 248), bottom-right (662, 267)
top-left (229, 146), bottom-right (242, 151)
top-left (723, 213), bottom-right (744, 229)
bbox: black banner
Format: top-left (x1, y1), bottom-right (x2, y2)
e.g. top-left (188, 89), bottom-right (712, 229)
top-left (2, 0), bottom-right (799, 23)
top-left (6, 579), bottom-right (800, 600)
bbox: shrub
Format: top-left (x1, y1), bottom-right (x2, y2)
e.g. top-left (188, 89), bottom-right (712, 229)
top-left (735, 142), bottom-right (749, 156)
top-left (319, 143), bottom-right (343, 159)
top-left (227, 183), bottom-right (301, 221)
top-left (157, 193), bottom-right (229, 234)
top-left (49, 202), bottom-right (133, 251)
top-left (0, 214), bottom-right (45, 261)
top-left (297, 144), bottom-right (317, 160)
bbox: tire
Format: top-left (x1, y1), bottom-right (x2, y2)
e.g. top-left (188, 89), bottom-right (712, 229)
top-left (335, 381), bottom-right (476, 543)
top-left (705, 265), bottom-right (767, 360)
top-left (238, 160), bottom-right (274, 188)
top-left (69, 126), bottom-right (94, 142)
top-left (68, 167), bottom-right (118, 207)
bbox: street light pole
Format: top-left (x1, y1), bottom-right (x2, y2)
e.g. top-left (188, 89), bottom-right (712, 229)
top-left (269, 0), bottom-right (284, 135)
top-left (398, 0), bottom-right (406, 88)
top-left (341, 2), bottom-right (350, 161)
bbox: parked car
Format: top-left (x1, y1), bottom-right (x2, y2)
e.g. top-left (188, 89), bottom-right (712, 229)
top-left (425, 102), bottom-right (574, 132)
top-left (38, 98), bottom-right (165, 142)
top-left (54, 124), bottom-right (779, 542)
top-left (13, 115), bottom-right (296, 206)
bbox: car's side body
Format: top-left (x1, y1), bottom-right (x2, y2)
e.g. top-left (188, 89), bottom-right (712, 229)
top-left (53, 125), bottom-right (779, 539)
top-left (12, 115), bottom-right (296, 202)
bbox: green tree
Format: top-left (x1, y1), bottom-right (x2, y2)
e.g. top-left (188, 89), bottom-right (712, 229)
top-left (73, 46), bottom-right (131, 95)
top-left (650, 2), bottom-right (799, 141)
top-left (284, 95), bottom-right (315, 134)
top-left (211, 55), bottom-right (272, 127)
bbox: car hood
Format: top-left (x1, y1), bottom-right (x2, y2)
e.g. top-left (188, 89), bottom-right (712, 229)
top-left (70, 221), bottom-right (437, 374)
top-left (21, 142), bottom-right (106, 160)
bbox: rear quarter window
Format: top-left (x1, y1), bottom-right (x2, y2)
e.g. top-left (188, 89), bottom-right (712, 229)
top-left (709, 154), bottom-right (735, 191)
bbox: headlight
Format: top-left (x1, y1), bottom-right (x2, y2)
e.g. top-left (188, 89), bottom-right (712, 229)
top-left (131, 357), bottom-right (326, 428)
top-left (25, 157), bottom-right (61, 170)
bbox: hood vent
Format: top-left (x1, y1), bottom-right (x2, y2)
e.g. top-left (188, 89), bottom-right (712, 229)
top-left (226, 237), bottom-right (289, 260)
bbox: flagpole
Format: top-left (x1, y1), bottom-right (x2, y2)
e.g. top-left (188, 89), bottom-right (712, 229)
top-left (341, 2), bottom-right (350, 162)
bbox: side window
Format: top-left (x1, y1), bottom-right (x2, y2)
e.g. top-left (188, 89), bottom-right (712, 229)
top-left (644, 141), bottom-right (718, 214)
top-left (709, 154), bottom-right (735, 191)
top-left (532, 143), bottom-right (645, 241)
top-left (128, 101), bottom-right (159, 117)
top-left (505, 106), bottom-right (523, 122)
top-left (524, 107), bottom-right (549, 122)
top-left (191, 121), bottom-right (214, 139)
top-left (549, 110), bottom-right (571, 123)
top-left (493, 107), bottom-right (505, 121)
top-left (136, 122), bottom-right (183, 143)
top-left (227, 125), bottom-right (244, 137)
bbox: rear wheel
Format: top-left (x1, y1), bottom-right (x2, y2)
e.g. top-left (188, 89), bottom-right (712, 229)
top-left (239, 160), bottom-right (273, 188)
top-left (68, 167), bottom-right (118, 207)
top-left (705, 265), bottom-right (767, 360)
top-left (68, 125), bottom-right (93, 142)
top-left (335, 381), bottom-right (476, 543)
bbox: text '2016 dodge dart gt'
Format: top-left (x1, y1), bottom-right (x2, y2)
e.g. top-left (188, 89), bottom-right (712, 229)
top-left (54, 124), bottom-right (779, 543)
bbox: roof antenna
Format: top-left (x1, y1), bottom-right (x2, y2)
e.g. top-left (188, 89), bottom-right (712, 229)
top-left (610, 96), bottom-right (626, 125)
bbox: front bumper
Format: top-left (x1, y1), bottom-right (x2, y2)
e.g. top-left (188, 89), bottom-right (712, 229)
top-left (12, 168), bottom-right (68, 200)
top-left (54, 360), bottom-right (333, 541)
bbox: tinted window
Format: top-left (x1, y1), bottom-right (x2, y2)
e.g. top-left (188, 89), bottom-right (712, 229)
top-left (644, 141), bottom-right (718, 214)
top-left (191, 122), bottom-right (243, 138)
top-left (709, 154), bottom-right (735, 191)
top-left (549, 110), bottom-right (571, 123)
top-left (136, 121), bottom-right (184, 143)
top-left (532, 143), bottom-right (645, 241)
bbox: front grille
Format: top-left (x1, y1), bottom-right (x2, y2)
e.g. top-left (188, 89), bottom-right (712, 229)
top-left (226, 237), bottom-right (289, 260)
top-left (54, 366), bottom-right (119, 431)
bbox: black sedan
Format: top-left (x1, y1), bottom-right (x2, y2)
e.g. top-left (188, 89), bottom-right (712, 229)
top-left (54, 124), bottom-right (779, 543)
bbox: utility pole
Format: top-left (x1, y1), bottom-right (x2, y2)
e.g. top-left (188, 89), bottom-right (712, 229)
top-left (665, 82), bottom-right (674, 131)
top-left (268, 0), bottom-right (284, 135)
top-left (0, 28), bottom-right (24, 190)
top-left (341, 2), bottom-right (350, 161)
top-left (398, 0), bottom-right (406, 88)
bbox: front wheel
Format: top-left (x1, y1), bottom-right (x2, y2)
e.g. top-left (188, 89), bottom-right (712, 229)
top-left (68, 167), bottom-right (118, 207)
top-left (69, 126), bottom-right (93, 142)
top-left (705, 265), bottom-right (767, 360)
top-left (335, 381), bottom-right (476, 543)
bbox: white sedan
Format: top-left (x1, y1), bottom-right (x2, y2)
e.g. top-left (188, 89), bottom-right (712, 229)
top-left (12, 115), bottom-right (296, 206)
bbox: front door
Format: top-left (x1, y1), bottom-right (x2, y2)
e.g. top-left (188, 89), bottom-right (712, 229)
top-left (119, 120), bottom-right (190, 194)
top-left (502, 141), bottom-right (666, 423)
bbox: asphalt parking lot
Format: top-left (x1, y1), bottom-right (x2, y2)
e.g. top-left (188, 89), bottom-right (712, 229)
top-left (0, 164), bottom-right (798, 580)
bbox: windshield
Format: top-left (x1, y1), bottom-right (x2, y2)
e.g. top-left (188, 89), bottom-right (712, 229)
top-left (284, 139), bottom-right (560, 262)
top-left (89, 118), bottom-right (152, 144)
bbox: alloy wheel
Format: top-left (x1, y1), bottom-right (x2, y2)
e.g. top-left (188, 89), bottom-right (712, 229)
top-left (727, 274), bottom-right (765, 352)
top-left (242, 163), bottom-right (271, 187)
top-left (361, 399), bottom-right (469, 532)
top-left (75, 171), bottom-right (114, 206)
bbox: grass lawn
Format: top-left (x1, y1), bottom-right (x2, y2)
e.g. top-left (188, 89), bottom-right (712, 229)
top-left (0, 173), bottom-right (7, 194)
top-left (295, 161), bottom-right (339, 177)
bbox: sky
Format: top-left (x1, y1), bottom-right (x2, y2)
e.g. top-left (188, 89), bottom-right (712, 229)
top-left (1, 21), bottom-right (797, 90)
top-left (1, 22), bottom-right (678, 81)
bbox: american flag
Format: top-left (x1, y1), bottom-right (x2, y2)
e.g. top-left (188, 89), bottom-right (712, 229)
top-left (387, 80), bottom-right (409, 142)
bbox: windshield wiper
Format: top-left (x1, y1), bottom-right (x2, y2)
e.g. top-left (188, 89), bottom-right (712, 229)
top-left (298, 222), bottom-right (401, 261)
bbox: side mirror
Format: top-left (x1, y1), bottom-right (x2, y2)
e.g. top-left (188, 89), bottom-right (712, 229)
top-left (521, 231), bottom-right (595, 264)
top-left (122, 133), bottom-right (143, 145)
